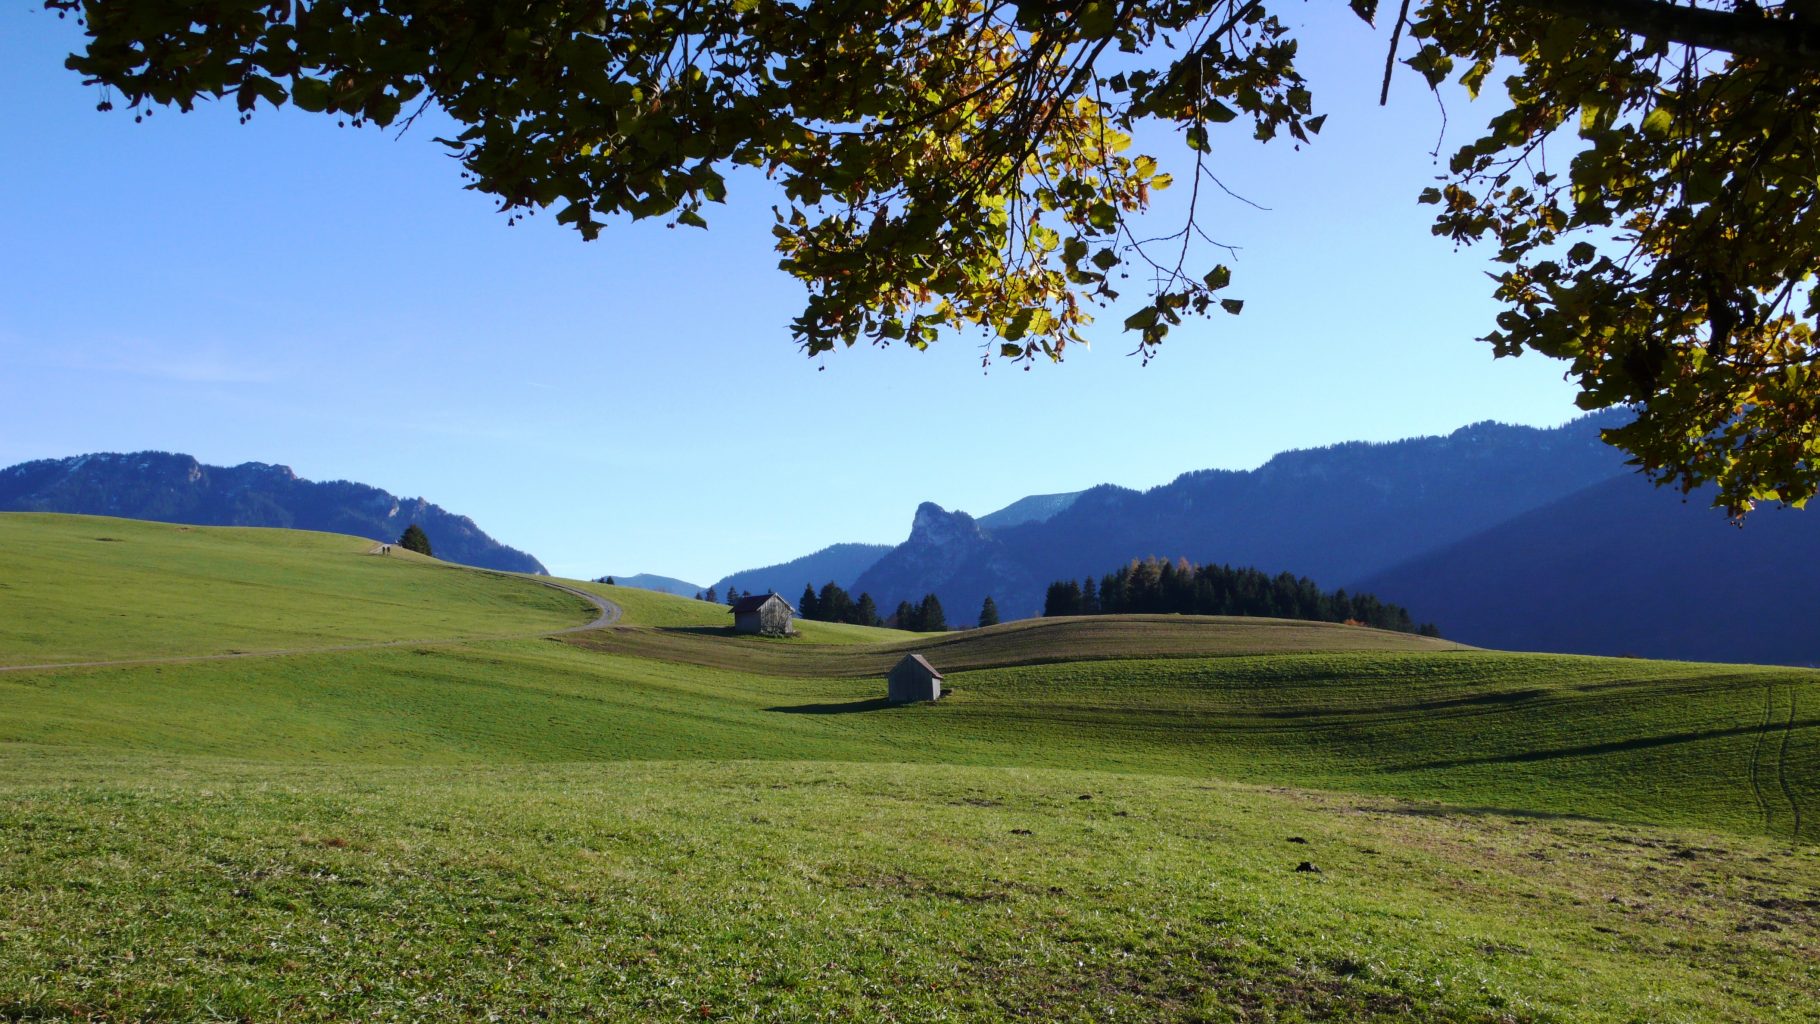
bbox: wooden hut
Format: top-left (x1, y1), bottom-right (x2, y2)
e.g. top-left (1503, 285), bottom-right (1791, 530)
top-left (730, 592), bottom-right (795, 635)
top-left (887, 654), bottom-right (943, 702)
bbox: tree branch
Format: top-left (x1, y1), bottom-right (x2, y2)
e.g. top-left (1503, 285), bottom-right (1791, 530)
top-left (1507, 0), bottom-right (1820, 65)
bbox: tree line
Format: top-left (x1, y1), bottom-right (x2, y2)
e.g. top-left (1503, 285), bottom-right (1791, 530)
top-left (784, 582), bottom-right (953, 633)
top-left (1043, 557), bottom-right (1437, 636)
top-left (799, 582), bottom-right (882, 628)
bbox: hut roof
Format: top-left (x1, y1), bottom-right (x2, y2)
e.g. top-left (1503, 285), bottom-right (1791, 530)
top-left (897, 653), bottom-right (943, 679)
top-left (729, 593), bottom-right (795, 615)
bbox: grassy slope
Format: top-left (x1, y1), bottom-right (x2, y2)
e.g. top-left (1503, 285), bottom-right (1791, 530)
top-left (4, 757), bottom-right (1815, 1024)
top-left (571, 580), bottom-right (911, 644)
top-left (6, 637), bottom-right (1810, 839)
top-left (2, 516), bottom-right (1817, 1021)
top-left (568, 612), bottom-right (1465, 677)
top-left (0, 513), bottom-right (594, 664)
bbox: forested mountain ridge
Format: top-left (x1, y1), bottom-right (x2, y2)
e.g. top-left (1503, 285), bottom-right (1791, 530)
top-left (712, 542), bottom-right (896, 600)
top-left (853, 414), bottom-right (1632, 620)
top-left (1357, 473), bottom-right (1820, 666)
top-left (0, 451), bottom-right (546, 574)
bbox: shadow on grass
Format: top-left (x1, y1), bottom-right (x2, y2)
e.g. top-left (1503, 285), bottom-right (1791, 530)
top-left (768, 698), bottom-right (901, 715)
top-left (1402, 718), bottom-right (1820, 771)
top-left (1379, 803), bottom-right (1618, 825)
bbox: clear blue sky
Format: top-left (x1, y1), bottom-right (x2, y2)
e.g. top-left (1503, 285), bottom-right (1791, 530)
top-left (1, 5), bottom-right (1583, 583)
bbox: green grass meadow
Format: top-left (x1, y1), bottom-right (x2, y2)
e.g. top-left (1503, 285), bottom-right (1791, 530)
top-left (1, 513), bottom-right (1816, 1021)
top-left (0, 514), bottom-right (593, 664)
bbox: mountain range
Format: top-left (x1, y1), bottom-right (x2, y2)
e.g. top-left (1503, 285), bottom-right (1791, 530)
top-left (600, 573), bottom-right (705, 597)
top-left (712, 542), bottom-right (897, 600)
top-left (710, 411), bottom-right (1818, 666)
top-left (13, 424), bottom-right (1816, 666)
top-left (0, 451), bottom-right (545, 574)
top-left (849, 414), bottom-right (1629, 619)
top-left (1357, 473), bottom-right (1820, 665)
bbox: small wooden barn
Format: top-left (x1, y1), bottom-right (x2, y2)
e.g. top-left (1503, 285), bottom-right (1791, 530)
top-left (730, 592), bottom-right (795, 635)
top-left (887, 654), bottom-right (943, 703)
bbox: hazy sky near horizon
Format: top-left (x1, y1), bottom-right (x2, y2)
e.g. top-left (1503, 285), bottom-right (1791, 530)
top-left (2, 5), bottom-right (1586, 583)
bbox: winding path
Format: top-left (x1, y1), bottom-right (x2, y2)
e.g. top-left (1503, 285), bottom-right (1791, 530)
top-left (0, 573), bottom-right (621, 675)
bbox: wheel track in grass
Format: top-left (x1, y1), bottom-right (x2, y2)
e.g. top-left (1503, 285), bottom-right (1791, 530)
top-left (1776, 688), bottom-right (1803, 841)
top-left (0, 574), bottom-right (619, 675)
top-left (1749, 686), bottom-right (1774, 832)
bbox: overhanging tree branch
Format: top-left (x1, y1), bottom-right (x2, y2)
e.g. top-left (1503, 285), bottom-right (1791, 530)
top-left (1508, 0), bottom-right (1820, 65)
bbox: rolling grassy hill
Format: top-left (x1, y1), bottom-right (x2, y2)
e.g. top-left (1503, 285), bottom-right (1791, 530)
top-left (1, 513), bottom-right (1816, 1022)
top-left (0, 513), bottom-right (594, 665)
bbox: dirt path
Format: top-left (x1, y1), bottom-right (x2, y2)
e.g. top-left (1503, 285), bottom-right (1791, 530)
top-left (0, 574), bottom-right (620, 675)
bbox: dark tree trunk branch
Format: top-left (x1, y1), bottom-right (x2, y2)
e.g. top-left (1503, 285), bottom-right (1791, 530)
top-left (1508, 0), bottom-right (1820, 65)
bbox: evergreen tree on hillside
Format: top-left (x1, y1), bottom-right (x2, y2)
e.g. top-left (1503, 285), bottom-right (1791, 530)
top-left (726, 587), bottom-right (741, 606)
top-left (816, 582), bottom-right (853, 624)
top-left (398, 523), bottom-right (432, 557)
top-left (704, 586), bottom-right (718, 604)
top-left (853, 593), bottom-right (880, 628)
top-left (893, 600), bottom-right (918, 632)
top-left (1043, 580), bottom-right (1082, 617)
top-left (917, 593), bottom-right (947, 632)
top-left (978, 596), bottom-right (1000, 628)
top-left (799, 584), bottom-right (819, 621)
top-left (1042, 558), bottom-right (1425, 633)
top-left (1100, 571), bottom-right (1128, 615)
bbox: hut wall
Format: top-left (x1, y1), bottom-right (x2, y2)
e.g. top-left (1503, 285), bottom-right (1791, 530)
top-left (758, 602), bottom-right (793, 635)
top-left (887, 664), bottom-right (941, 702)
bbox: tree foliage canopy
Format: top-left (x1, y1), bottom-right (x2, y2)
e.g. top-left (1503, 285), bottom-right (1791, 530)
top-left (47, 0), bottom-right (1820, 512)
top-left (398, 523), bottom-right (432, 556)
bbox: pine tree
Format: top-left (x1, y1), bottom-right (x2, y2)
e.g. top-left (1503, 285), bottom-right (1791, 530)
top-left (893, 600), bottom-right (918, 631)
top-left (853, 592), bottom-right (880, 627)
top-left (799, 584), bottom-right (819, 621)
top-left (817, 582), bottom-right (852, 624)
top-left (398, 523), bottom-right (432, 557)
top-left (1045, 580), bottom-right (1083, 616)
top-left (978, 595), bottom-right (1000, 628)
top-left (918, 593), bottom-right (947, 632)
top-left (1101, 570), bottom-right (1128, 614)
top-left (726, 587), bottom-right (740, 606)
top-left (1040, 560), bottom-right (1423, 633)
top-left (704, 586), bottom-right (718, 604)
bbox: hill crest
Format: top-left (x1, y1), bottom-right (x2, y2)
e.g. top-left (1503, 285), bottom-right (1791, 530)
top-left (0, 451), bottom-right (546, 574)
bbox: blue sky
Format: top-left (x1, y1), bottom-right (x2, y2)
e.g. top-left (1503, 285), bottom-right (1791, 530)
top-left (1, 6), bottom-right (1584, 583)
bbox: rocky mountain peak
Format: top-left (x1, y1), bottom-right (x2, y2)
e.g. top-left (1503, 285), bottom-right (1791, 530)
top-left (909, 502), bottom-right (986, 546)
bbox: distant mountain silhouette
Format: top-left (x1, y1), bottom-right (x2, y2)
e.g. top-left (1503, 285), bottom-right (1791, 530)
top-left (713, 542), bottom-right (895, 600)
top-left (852, 503), bottom-right (1046, 618)
top-left (855, 414), bottom-right (1633, 620)
top-left (602, 572), bottom-right (704, 596)
top-left (1356, 474), bottom-right (1820, 666)
top-left (0, 451), bottom-right (546, 574)
top-left (712, 491), bottom-right (1084, 599)
top-left (975, 491), bottom-right (1082, 531)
